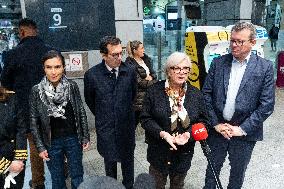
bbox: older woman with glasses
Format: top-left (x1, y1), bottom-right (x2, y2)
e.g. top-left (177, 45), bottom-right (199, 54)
top-left (140, 52), bottom-right (209, 189)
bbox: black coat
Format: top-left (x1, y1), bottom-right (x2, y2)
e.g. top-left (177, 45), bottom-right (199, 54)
top-left (30, 80), bottom-right (90, 153)
top-left (125, 54), bottom-right (157, 111)
top-left (269, 26), bottom-right (279, 40)
top-left (140, 81), bottom-right (209, 174)
top-left (0, 36), bottom-right (52, 132)
top-left (84, 61), bottom-right (136, 161)
top-left (0, 95), bottom-right (27, 174)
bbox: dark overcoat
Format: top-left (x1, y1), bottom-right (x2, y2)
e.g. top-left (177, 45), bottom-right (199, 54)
top-left (84, 61), bottom-right (136, 161)
top-left (0, 36), bottom-right (52, 130)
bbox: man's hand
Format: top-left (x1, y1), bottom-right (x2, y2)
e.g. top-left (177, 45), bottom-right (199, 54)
top-left (175, 132), bottom-right (190, 145)
top-left (226, 125), bottom-right (246, 137)
top-left (214, 123), bottom-right (232, 140)
top-left (160, 131), bottom-right (177, 150)
top-left (39, 150), bottom-right (50, 161)
top-left (8, 160), bottom-right (24, 173)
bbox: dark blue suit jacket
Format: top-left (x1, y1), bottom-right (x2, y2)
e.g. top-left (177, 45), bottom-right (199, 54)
top-left (84, 61), bottom-right (136, 161)
top-left (202, 53), bottom-right (275, 141)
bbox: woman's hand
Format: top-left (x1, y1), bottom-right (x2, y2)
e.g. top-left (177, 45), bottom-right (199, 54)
top-left (39, 150), bottom-right (50, 161)
top-left (82, 142), bottom-right (90, 150)
top-left (145, 75), bottom-right (153, 81)
top-left (175, 132), bottom-right (190, 145)
top-left (160, 131), bottom-right (177, 150)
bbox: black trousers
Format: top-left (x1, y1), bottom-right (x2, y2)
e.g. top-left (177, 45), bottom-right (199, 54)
top-left (104, 156), bottom-right (134, 189)
top-left (0, 167), bottom-right (25, 189)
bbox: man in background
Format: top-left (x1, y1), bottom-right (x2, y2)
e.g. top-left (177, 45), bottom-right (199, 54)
top-left (1, 18), bottom-right (52, 189)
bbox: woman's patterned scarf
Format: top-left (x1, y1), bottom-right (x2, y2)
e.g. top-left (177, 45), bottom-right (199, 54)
top-left (165, 80), bottom-right (190, 133)
top-left (38, 76), bottom-right (70, 119)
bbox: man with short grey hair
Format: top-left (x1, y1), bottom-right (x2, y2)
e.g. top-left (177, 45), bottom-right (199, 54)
top-left (202, 22), bottom-right (275, 189)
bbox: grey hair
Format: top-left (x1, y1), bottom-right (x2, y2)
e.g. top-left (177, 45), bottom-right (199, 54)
top-left (231, 22), bottom-right (256, 40)
top-left (164, 52), bottom-right (192, 77)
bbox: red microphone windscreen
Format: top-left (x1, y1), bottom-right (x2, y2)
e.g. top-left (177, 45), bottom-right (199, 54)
top-left (192, 123), bottom-right (208, 141)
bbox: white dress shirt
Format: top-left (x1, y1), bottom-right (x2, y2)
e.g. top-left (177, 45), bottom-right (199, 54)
top-left (223, 53), bottom-right (251, 121)
top-left (105, 63), bottom-right (119, 78)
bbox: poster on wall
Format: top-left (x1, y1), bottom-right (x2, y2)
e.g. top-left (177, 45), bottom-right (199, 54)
top-left (63, 52), bottom-right (88, 78)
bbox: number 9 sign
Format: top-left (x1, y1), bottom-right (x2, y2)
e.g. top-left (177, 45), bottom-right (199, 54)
top-left (53, 14), bottom-right (61, 26)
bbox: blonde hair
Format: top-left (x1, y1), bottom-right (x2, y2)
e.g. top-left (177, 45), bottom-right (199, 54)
top-left (126, 40), bottom-right (142, 58)
top-left (164, 52), bottom-right (192, 77)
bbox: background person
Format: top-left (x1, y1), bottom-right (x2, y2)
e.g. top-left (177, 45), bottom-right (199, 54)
top-left (0, 86), bottom-right (27, 189)
top-left (140, 52), bottom-right (209, 189)
top-left (202, 22), bottom-right (275, 189)
top-left (84, 36), bottom-right (137, 189)
top-left (268, 24), bottom-right (279, 52)
top-left (30, 50), bottom-right (90, 189)
top-left (0, 18), bottom-right (52, 189)
top-left (125, 40), bottom-right (157, 127)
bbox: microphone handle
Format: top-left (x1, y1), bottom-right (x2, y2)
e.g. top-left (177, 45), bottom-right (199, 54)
top-left (200, 140), bottom-right (224, 189)
top-left (200, 140), bottom-right (211, 155)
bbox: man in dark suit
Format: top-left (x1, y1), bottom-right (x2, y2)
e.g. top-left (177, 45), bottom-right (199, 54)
top-left (202, 22), bottom-right (275, 189)
top-left (1, 18), bottom-right (51, 189)
top-left (84, 36), bottom-right (136, 189)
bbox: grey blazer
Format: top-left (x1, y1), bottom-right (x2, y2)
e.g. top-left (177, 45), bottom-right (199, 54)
top-left (202, 53), bottom-right (275, 141)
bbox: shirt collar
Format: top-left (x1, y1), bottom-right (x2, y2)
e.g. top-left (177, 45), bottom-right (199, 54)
top-left (104, 63), bottom-right (119, 72)
top-left (232, 52), bottom-right (251, 65)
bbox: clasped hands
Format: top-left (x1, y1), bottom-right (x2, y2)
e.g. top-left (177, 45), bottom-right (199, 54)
top-left (160, 131), bottom-right (190, 150)
top-left (214, 123), bottom-right (245, 140)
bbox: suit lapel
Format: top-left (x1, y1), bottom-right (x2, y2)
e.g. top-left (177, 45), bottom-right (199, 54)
top-left (237, 54), bottom-right (257, 95)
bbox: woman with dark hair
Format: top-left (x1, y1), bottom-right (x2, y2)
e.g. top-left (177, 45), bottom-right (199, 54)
top-left (141, 52), bottom-right (209, 189)
top-left (30, 50), bottom-right (90, 189)
top-left (125, 40), bottom-right (157, 127)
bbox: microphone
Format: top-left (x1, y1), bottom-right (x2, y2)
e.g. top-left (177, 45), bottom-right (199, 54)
top-left (191, 123), bottom-right (210, 154)
top-left (192, 123), bottom-right (224, 189)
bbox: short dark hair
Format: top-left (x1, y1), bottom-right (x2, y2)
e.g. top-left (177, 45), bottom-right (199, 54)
top-left (18, 18), bottom-right (37, 30)
top-left (99, 36), bottom-right (121, 54)
top-left (41, 50), bottom-right (65, 67)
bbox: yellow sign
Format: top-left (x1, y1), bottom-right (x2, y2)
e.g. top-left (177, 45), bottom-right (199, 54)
top-left (185, 32), bottom-right (200, 89)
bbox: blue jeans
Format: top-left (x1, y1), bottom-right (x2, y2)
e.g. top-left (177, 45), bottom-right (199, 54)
top-left (46, 135), bottom-right (83, 189)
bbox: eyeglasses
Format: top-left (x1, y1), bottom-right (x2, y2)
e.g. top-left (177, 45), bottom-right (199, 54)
top-left (230, 39), bottom-right (251, 46)
top-left (109, 52), bottom-right (123, 59)
top-left (170, 66), bottom-right (190, 74)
